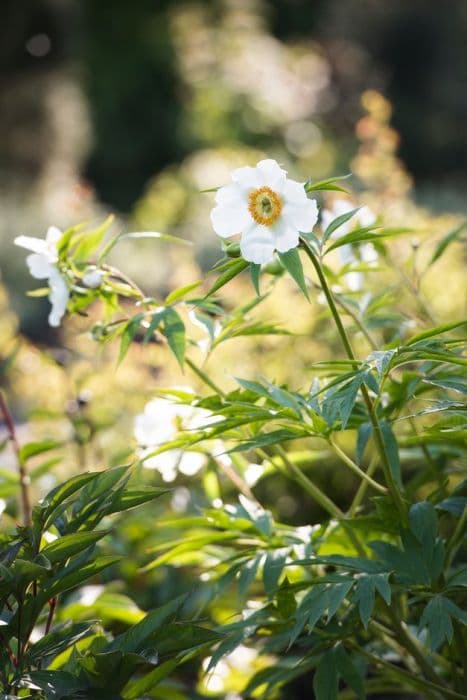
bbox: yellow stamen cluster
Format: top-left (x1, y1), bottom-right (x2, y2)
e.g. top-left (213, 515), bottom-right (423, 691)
top-left (248, 186), bottom-right (282, 227)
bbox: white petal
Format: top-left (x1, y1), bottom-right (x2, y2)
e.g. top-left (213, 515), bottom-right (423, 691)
top-left (231, 166), bottom-right (261, 192)
top-left (215, 183), bottom-right (244, 206)
top-left (256, 159), bottom-right (287, 192)
top-left (283, 178), bottom-right (308, 205)
top-left (178, 451), bottom-right (206, 475)
top-left (345, 272), bottom-right (363, 291)
top-left (45, 226), bottom-right (63, 246)
top-left (240, 224), bottom-right (275, 264)
top-left (14, 235), bottom-right (48, 254)
top-left (283, 198), bottom-right (318, 233)
top-left (358, 206), bottom-right (376, 228)
top-left (338, 244), bottom-right (355, 265)
top-left (211, 203), bottom-right (250, 238)
top-left (26, 254), bottom-right (55, 280)
top-left (47, 271), bottom-right (69, 327)
top-left (135, 399), bottom-right (178, 444)
top-left (360, 243), bottom-right (378, 263)
top-left (272, 218), bottom-right (300, 253)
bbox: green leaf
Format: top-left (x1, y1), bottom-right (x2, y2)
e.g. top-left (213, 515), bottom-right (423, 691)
top-left (108, 594), bottom-right (187, 654)
top-left (21, 670), bottom-right (84, 697)
top-left (429, 222), bottom-right (466, 266)
top-left (249, 263), bottom-right (261, 295)
top-left (162, 307), bottom-right (186, 368)
top-left (122, 659), bottom-right (178, 699)
top-left (404, 319), bottom-right (467, 346)
top-left (325, 226), bottom-right (409, 254)
top-left (19, 439), bottom-right (61, 463)
top-left (39, 472), bottom-right (99, 526)
top-left (238, 555), bottom-right (261, 598)
top-left (26, 622), bottom-right (94, 664)
top-left (107, 488), bottom-right (168, 514)
top-left (119, 230), bottom-right (191, 245)
top-left (40, 530), bottom-right (110, 565)
top-left (313, 650), bottom-right (339, 700)
top-left (164, 281), bottom-right (201, 304)
top-left (263, 549), bottom-right (288, 596)
top-left (419, 595), bottom-right (466, 651)
top-left (353, 573), bottom-right (390, 629)
top-left (323, 207), bottom-right (361, 244)
top-left (118, 313), bottom-right (145, 365)
top-left (334, 645), bottom-right (365, 700)
top-left (278, 248), bottom-right (309, 300)
top-left (409, 501), bottom-right (437, 550)
top-left (71, 215), bottom-right (114, 263)
top-left (205, 258), bottom-right (249, 297)
top-left (42, 556), bottom-right (120, 598)
top-left (305, 174), bottom-right (351, 193)
top-left (142, 309), bottom-right (165, 344)
top-left (379, 420), bottom-right (402, 488)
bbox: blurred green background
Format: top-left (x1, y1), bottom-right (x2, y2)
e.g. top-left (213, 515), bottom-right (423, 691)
top-left (1, 0), bottom-right (467, 338)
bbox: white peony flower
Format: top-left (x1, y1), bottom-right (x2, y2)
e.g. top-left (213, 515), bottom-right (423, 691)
top-left (321, 199), bottom-right (378, 291)
top-left (210, 159), bottom-right (318, 264)
top-left (134, 394), bottom-right (214, 482)
top-left (14, 226), bottom-right (69, 327)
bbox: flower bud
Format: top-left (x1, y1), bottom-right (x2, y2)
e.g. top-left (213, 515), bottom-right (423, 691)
top-left (82, 267), bottom-right (103, 289)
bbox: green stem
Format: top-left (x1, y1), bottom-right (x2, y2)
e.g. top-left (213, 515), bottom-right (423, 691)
top-left (0, 391), bottom-right (31, 527)
top-left (186, 357), bottom-right (226, 398)
top-left (348, 454), bottom-right (378, 516)
top-left (445, 505), bottom-right (467, 569)
top-left (349, 642), bottom-right (463, 700)
top-left (300, 239), bottom-right (407, 521)
top-left (383, 602), bottom-right (446, 687)
top-left (329, 437), bottom-right (387, 495)
top-left (272, 445), bottom-right (366, 557)
top-left (334, 293), bottom-right (379, 351)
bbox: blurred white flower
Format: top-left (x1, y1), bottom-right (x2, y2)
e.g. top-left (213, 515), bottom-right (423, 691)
top-left (14, 226), bottom-right (69, 327)
top-left (82, 267), bottom-right (104, 289)
top-left (134, 394), bottom-right (214, 482)
top-left (211, 159), bottom-right (318, 264)
top-left (321, 199), bottom-right (378, 291)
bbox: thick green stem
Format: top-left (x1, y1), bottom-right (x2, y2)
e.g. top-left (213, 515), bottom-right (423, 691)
top-left (329, 437), bottom-right (387, 495)
top-left (300, 239), bottom-right (407, 521)
top-left (272, 445), bottom-right (366, 556)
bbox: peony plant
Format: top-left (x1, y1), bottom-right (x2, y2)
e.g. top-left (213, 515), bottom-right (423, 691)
top-left (6, 160), bottom-right (467, 699)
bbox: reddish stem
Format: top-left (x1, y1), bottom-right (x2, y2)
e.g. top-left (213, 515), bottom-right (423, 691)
top-left (0, 390), bottom-right (31, 527)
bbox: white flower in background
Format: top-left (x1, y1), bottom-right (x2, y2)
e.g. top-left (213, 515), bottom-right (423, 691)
top-left (134, 394), bottom-right (214, 482)
top-left (210, 159), bottom-right (318, 264)
top-left (321, 199), bottom-right (378, 291)
top-left (14, 226), bottom-right (69, 327)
